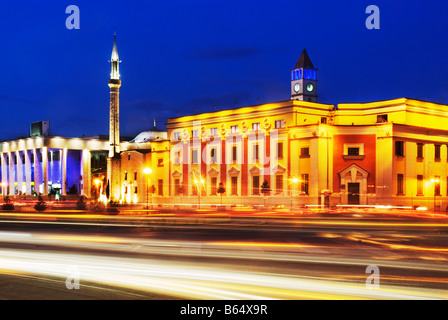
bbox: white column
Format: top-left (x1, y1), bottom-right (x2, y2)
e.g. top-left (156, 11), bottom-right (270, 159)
top-left (34, 149), bottom-right (42, 195)
top-left (24, 150), bottom-right (32, 195)
top-left (61, 148), bottom-right (67, 196)
top-left (1, 153), bottom-right (7, 196)
top-left (8, 152), bottom-right (15, 195)
top-left (82, 149), bottom-right (91, 197)
top-left (42, 147), bottom-right (48, 195)
top-left (16, 151), bottom-right (23, 195)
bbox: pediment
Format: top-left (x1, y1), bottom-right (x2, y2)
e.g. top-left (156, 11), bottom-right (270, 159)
top-left (228, 166), bottom-right (240, 176)
top-left (208, 167), bottom-right (219, 177)
top-left (338, 163), bottom-right (369, 181)
top-left (171, 170), bottom-right (182, 178)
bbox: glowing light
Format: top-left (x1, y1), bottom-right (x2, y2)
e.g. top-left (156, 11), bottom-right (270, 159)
top-left (143, 167), bottom-right (152, 175)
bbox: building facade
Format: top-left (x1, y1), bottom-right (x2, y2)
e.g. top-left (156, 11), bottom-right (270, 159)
top-left (161, 98), bottom-right (448, 210)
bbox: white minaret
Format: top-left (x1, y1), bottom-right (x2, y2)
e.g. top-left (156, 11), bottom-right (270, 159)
top-left (109, 32), bottom-right (121, 157)
top-left (107, 33), bottom-right (122, 201)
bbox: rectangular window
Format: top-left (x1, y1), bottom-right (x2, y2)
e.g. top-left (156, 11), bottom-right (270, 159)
top-left (435, 144), bottom-right (441, 161)
top-left (301, 174), bottom-right (309, 195)
top-left (252, 122), bottom-right (261, 131)
top-left (417, 143), bottom-right (424, 159)
top-left (276, 175), bottom-right (283, 194)
top-left (253, 144), bottom-right (259, 161)
top-left (174, 179), bottom-right (180, 195)
top-left (192, 130), bottom-right (199, 138)
top-left (124, 172), bottom-right (128, 181)
top-left (377, 114), bottom-right (388, 123)
top-left (173, 132), bottom-right (181, 141)
top-left (192, 149), bottom-right (198, 164)
top-left (210, 148), bottom-right (217, 163)
top-left (395, 141), bottom-right (404, 157)
top-left (192, 183), bottom-right (198, 196)
top-left (252, 176), bottom-right (260, 195)
top-left (211, 177), bottom-right (217, 195)
top-left (158, 179), bottom-right (163, 196)
top-left (417, 175), bottom-right (424, 195)
top-left (231, 125), bottom-right (238, 134)
top-left (300, 147), bottom-right (310, 158)
top-left (347, 147), bottom-right (360, 156)
top-left (277, 142), bottom-right (283, 159)
top-left (275, 120), bottom-right (285, 129)
top-left (210, 128), bottom-right (218, 136)
top-left (158, 158), bottom-right (164, 167)
top-left (320, 117), bottom-right (327, 124)
top-left (434, 176), bottom-right (441, 196)
top-left (134, 171), bottom-right (137, 180)
top-left (231, 177), bottom-right (238, 195)
top-left (232, 146), bottom-right (237, 162)
top-left (397, 174), bottom-right (404, 195)
top-left (134, 186), bottom-right (138, 194)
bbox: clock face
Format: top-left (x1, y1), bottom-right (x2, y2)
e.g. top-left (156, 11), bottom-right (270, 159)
top-left (306, 83), bottom-right (314, 92)
top-left (294, 83), bottom-right (301, 93)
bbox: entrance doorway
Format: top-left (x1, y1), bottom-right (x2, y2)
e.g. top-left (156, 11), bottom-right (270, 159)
top-left (347, 183), bottom-right (360, 205)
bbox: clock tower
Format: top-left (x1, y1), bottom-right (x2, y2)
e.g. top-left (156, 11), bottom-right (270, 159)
top-left (291, 49), bottom-right (318, 102)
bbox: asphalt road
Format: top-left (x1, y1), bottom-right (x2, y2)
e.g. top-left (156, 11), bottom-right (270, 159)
top-left (0, 209), bottom-right (446, 300)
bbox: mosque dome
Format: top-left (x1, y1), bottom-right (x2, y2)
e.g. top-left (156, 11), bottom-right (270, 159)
top-left (129, 120), bottom-right (167, 143)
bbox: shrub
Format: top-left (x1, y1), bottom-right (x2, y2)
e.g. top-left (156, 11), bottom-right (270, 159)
top-left (34, 196), bottom-right (48, 212)
top-left (76, 196), bottom-right (87, 210)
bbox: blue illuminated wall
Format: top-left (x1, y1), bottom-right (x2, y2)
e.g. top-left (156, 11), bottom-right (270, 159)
top-left (291, 68), bottom-right (317, 81)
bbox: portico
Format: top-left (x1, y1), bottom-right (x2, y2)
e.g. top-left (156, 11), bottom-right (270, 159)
top-left (0, 136), bottom-right (108, 197)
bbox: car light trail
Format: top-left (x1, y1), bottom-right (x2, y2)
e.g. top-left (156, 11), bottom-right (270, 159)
top-left (0, 249), bottom-right (446, 300)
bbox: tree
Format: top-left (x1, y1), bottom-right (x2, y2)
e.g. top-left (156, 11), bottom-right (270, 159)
top-left (260, 180), bottom-right (271, 207)
top-left (217, 182), bottom-right (226, 206)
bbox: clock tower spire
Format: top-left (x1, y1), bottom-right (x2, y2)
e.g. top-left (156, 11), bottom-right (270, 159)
top-left (291, 49), bottom-right (318, 102)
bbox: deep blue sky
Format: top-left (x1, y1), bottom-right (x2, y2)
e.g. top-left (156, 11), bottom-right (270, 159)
top-left (0, 0), bottom-right (447, 140)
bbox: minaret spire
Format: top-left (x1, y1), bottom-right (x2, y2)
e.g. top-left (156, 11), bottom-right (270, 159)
top-left (107, 32), bottom-right (122, 201)
top-left (110, 32), bottom-right (120, 80)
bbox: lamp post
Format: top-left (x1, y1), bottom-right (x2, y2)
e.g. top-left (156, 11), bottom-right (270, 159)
top-left (143, 167), bottom-right (152, 210)
top-left (1, 183), bottom-right (6, 197)
top-left (94, 179), bottom-right (101, 201)
top-left (194, 177), bottom-right (205, 208)
top-left (431, 177), bottom-right (440, 212)
top-left (289, 177), bottom-right (300, 210)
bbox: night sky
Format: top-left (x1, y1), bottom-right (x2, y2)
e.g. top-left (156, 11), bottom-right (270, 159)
top-left (1, 0), bottom-right (447, 140)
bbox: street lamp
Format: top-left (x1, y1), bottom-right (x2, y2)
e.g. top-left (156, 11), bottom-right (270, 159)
top-left (431, 177), bottom-right (440, 212)
top-left (289, 177), bottom-right (300, 210)
top-left (143, 167), bottom-right (152, 210)
top-left (194, 177), bottom-right (205, 208)
top-left (1, 183), bottom-right (6, 197)
top-left (94, 179), bottom-right (101, 201)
